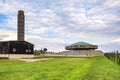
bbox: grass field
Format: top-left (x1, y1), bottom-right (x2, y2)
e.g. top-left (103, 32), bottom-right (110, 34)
top-left (0, 56), bottom-right (120, 80)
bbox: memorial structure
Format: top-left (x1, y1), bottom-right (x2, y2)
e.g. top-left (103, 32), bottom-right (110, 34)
top-left (61, 42), bottom-right (103, 57)
top-left (0, 10), bottom-right (34, 58)
top-left (65, 42), bottom-right (98, 50)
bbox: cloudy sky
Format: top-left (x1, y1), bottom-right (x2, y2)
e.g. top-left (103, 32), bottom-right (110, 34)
top-left (0, 0), bottom-right (120, 52)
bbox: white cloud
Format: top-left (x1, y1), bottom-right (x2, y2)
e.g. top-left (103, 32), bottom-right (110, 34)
top-left (27, 37), bottom-right (69, 52)
top-left (112, 38), bottom-right (120, 44)
top-left (0, 0), bottom-right (120, 51)
top-left (0, 30), bottom-right (17, 41)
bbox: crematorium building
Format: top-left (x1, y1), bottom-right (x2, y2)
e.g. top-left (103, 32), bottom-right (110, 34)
top-left (0, 10), bottom-right (34, 54)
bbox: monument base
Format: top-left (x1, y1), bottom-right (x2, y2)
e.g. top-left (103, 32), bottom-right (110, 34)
top-left (60, 50), bottom-right (103, 57)
top-left (0, 54), bottom-right (33, 59)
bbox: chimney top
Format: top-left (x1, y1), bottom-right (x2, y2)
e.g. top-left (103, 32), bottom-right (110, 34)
top-left (18, 10), bottom-right (24, 14)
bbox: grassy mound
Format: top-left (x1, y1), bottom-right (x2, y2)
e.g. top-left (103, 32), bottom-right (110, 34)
top-left (0, 56), bottom-right (120, 80)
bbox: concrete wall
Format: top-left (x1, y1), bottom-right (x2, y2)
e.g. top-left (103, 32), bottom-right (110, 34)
top-left (0, 54), bottom-right (33, 59)
top-left (60, 50), bottom-right (103, 57)
top-left (45, 50), bottom-right (104, 57)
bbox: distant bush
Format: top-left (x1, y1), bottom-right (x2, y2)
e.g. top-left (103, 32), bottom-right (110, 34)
top-left (104, 51), bottom-right (120, 65)
top-left (34, 48), bottom-right (47, 55)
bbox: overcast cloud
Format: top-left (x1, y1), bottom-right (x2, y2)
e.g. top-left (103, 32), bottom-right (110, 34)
top-left (0, 0), bottom-right (120, 52)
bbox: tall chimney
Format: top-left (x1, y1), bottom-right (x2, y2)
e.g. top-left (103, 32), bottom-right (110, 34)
top-left (17, 10), bottom-right (25, 41)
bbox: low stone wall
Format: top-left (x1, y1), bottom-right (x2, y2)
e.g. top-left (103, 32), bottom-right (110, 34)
top-left (0, 54), bottom-right (9, 58)
top-left (60, 50), bottom-right (103, 57)
top-left (45, 50), bottom-right (103, 57)
top-left (0, 54), bottom-right (33, 59)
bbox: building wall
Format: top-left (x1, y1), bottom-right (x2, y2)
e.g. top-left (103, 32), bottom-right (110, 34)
top-left (0, 41), bottom-right (34, 54)
top-left (9, 41), bottom-right (33, 54)
top-left (0, 42), bottom-right (9, 54)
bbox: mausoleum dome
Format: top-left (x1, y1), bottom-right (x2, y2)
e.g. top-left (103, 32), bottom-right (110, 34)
top-left (65, 42), bottom-right (98, 50)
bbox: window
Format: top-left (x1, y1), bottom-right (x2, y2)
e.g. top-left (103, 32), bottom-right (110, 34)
top-left (13, 48), bottom-right (16, 52)
top-left (29, 49), bottom-right (31, 52)
top-left (26, 49), bottom-right (28, 52)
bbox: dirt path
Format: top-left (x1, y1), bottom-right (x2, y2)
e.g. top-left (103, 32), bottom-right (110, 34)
top-left (18, 58), bottom-right (53, 62)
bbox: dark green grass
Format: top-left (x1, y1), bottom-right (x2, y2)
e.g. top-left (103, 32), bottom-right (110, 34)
top-left (0, 56), bottom-right (120, 80)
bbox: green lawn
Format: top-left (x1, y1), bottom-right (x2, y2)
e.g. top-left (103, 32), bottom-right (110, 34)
top-left (0, 56), bottom-right (120, 80)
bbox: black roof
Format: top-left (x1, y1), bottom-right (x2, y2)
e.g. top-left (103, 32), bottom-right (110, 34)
top-left (0, 40), bottom-right (34, 45)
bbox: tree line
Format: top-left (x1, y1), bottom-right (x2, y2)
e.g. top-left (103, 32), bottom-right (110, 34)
top-left (34, 48), bottom-right (47, 55)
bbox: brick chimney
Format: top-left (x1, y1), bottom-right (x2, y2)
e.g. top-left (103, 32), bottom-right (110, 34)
top-left (17, 10), bottom-right (25, 41)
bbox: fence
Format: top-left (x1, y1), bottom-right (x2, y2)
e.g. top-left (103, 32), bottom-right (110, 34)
top-left (104, 51), bottom-right (120, 65)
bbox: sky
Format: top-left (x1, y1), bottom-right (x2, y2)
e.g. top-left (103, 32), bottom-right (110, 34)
top-left (0, 0), bottom-right (120, 52)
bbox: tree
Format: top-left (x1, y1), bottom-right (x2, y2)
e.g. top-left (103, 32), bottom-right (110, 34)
top-left (43, 48), bottom-right (47, 52)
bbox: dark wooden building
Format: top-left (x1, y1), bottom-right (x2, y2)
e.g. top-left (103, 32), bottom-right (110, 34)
top-left (0, 41), bottom-right (33, 54)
